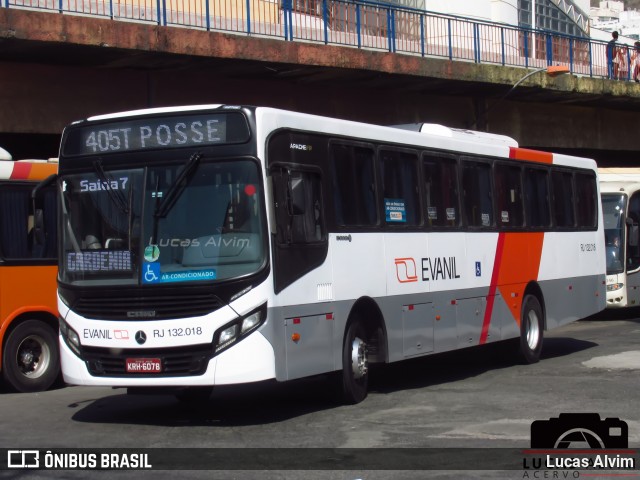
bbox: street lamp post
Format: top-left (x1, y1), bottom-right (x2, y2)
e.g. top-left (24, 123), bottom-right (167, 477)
top-left (471, 65), bottom-right (570, 131)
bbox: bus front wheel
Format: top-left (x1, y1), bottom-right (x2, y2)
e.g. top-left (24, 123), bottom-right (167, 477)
top-left (517, 295), bottom-right (544, 364)
top-left (341, 319), bottom-right (369, 404)
top-left (2, 320), bottom-right (60, 392)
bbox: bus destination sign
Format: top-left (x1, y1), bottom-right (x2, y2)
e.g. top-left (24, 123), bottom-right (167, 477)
top-left (63, 113), bottom-right (250, 156)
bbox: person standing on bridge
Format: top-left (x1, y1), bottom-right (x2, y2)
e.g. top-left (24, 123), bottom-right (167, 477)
top-left (607, 31), bottom-right (620, 79)
top-left (618, 44), bottom-right (629, 80)
top-left (632, 41), bottom-right (640, 82)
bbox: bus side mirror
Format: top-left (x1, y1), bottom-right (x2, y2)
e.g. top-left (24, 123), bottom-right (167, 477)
top-left (627, 218), bottom-right (639, 247)
top-left (31, 173), bottom-right (57, 249)
top-left (288, 173), bottom-right (306, 216)
top-left (33, 208), bottom-right (45, 246)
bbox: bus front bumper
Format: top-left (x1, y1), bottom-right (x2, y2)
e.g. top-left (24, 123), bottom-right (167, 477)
top-left (59, 330), bottom-right (276, 387)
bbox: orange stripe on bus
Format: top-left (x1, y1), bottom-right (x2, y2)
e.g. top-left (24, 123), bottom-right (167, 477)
top-left (480, 232), bottom-right (505, 344)
top-left (27, 163), bottom-right (57, 180)
top-left (509, 147), bottom-right (553, 164)
top-left (480, 232), bottom-right (545, 343)
top-left (497, 232), bottom-right (545, 325)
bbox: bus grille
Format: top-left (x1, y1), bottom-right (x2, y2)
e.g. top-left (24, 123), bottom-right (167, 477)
top-left (73, 293), bottom-right (224, 320)
top-left (82, 345), bottom-right (212, 377)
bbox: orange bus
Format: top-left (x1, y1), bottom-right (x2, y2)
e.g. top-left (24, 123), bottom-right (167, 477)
top-left (0, 155), bottom-right (60, 392)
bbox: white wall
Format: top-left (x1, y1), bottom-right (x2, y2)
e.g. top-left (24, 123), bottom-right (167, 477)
top-left (491, 0), bottom-right (518, 25)
top-left (424, 0), bottom-right (493, 22)
top-left (422, 0), bottom-right (590, 28)
top-left (591, 26), bottom-right (636, 43)
top-left (574, 0), bottom-right (591, 15)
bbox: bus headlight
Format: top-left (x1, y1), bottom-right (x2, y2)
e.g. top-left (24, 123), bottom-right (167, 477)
top-left (218, 325), bottom-right (239, 349)
top-left (213, 304), bottom-right (266, 355)
top-left (607, 283), bottom-right (624, 292)
top-left (59, 318), bottom-right (82, 357)
top-left (241, 311), bottom-right (262, 333)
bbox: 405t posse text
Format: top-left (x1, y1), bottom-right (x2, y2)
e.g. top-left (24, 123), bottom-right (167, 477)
top-left (83, 119), bottom-right (223, 153)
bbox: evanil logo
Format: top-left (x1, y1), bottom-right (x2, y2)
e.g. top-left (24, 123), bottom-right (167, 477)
top-left (395, 258), bottom-right (418, 283)
top-left (395, 256), bottom-right (461, 283)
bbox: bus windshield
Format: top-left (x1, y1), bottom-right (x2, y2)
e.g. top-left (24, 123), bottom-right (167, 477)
top-left (59, 158), bottom-right (266, 286)
top-left (602, 193), bottom-right (626, 275)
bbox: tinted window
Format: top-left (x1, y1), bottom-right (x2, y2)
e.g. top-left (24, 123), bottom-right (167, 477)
top-left (494, 163), bottom-right (523, 228)
top-left (524, 167), bottom-right (550, 227)
top-left (0, 184), bottom-right (57, 260)
top-left (575, 172), bottom-right (597, 228)
top-left (551, 170), bottom-right (575, 228)
top-left (423, 154), bottom-right (460, 228)
top-left (380, 149), bottom-right (420, 226)
top-left (331, 143), bottom-right (377, 226)
top-left (288, 170), bottom-right (325, 243)
top-left (462, 160), bottom-right (493, 228)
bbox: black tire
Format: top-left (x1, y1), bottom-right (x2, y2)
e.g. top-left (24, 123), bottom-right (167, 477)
top-left (175, 386), bottom-right (213, 404)
top-left (2, 320), bottom-right (60, 393)
top-left (341, 319), bottom-right (369, 404)
top-left (517, 295), bottom-right (544, 364)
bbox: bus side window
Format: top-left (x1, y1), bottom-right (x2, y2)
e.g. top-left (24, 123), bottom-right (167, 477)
top-left (461, 159), bottom-right (493, 228)
top-left (272, 168), bottom-right (324, 244)
top-left (551, 170), bottom-right (575, 228)
top-left (423, 154), bottom-right (459, 228)
top-left (330, 143), bottom-right (377, 227)
top-left (524, 167), bottom-right (551, 228)
top-left (380, 149), bottom-right (420, 226)
top-left (575, 172), bottom-right (598, 229)
top-left (494, 163), bottom-right (523, 228)
top-left (289, 170), bottom-right (324, 243)
top-left (0, 186), bottom-right (30, 259)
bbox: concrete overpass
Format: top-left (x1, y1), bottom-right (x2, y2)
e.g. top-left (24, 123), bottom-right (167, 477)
top-left (1, 7), bottom-right (640, 165)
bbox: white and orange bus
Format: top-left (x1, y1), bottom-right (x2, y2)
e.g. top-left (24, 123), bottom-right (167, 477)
top-left (598, 168), bottom-right (640, 308)
top-left (0, 153), bottom-right (60, 392)
top-left (55, 106), bottom-right (605, 403)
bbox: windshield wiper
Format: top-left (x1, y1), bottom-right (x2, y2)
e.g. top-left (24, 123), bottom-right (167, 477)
top-left (154, 152), bottom-right (202, 219)
top-left (149, 152), bottom-right (202, 245)
top-left (93, 159), bottom-right (129, 214)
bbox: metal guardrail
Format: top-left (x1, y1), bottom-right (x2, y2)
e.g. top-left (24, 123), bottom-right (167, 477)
top-left (2, 0), bottom-right (637, 82)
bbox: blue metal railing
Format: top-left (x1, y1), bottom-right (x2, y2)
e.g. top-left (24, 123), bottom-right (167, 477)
top-left (1, 0), bottom-right (635, 82)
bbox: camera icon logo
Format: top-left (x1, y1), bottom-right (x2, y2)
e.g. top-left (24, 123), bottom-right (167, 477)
top-left (531, 413), bottom-right (628, 449)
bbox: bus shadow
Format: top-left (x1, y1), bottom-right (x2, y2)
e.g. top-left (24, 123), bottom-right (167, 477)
top-left (583, 307), bottom-right (640, 322)
top-left (369, 336), bottom-right (597, 394)
top-left (70, 337), bottom-right (596, 427)
top-left (0, 375), bottom-right (68, 395)
top-left (70, 378), bottom-right (345, 427)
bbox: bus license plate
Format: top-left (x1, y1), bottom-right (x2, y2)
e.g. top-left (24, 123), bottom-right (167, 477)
top-left (126, 358), bottom-right (162, 373)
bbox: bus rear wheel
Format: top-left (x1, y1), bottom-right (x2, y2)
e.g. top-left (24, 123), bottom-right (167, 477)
top-left (2, 320), bottom-right (60, 392)
top-left (341, 319), bottom-right (369, 404)
top-left (517, 295), bottom-right (544, 364)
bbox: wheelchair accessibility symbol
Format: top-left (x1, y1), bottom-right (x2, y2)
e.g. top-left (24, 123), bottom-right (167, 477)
top-left (143, 262), bottom-right (161, 283)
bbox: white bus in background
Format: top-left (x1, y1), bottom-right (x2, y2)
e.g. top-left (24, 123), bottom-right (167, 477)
top-left (54, 105), bottom-right (605, 404)
top-left (598, 168), bottom-right (640, 308)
